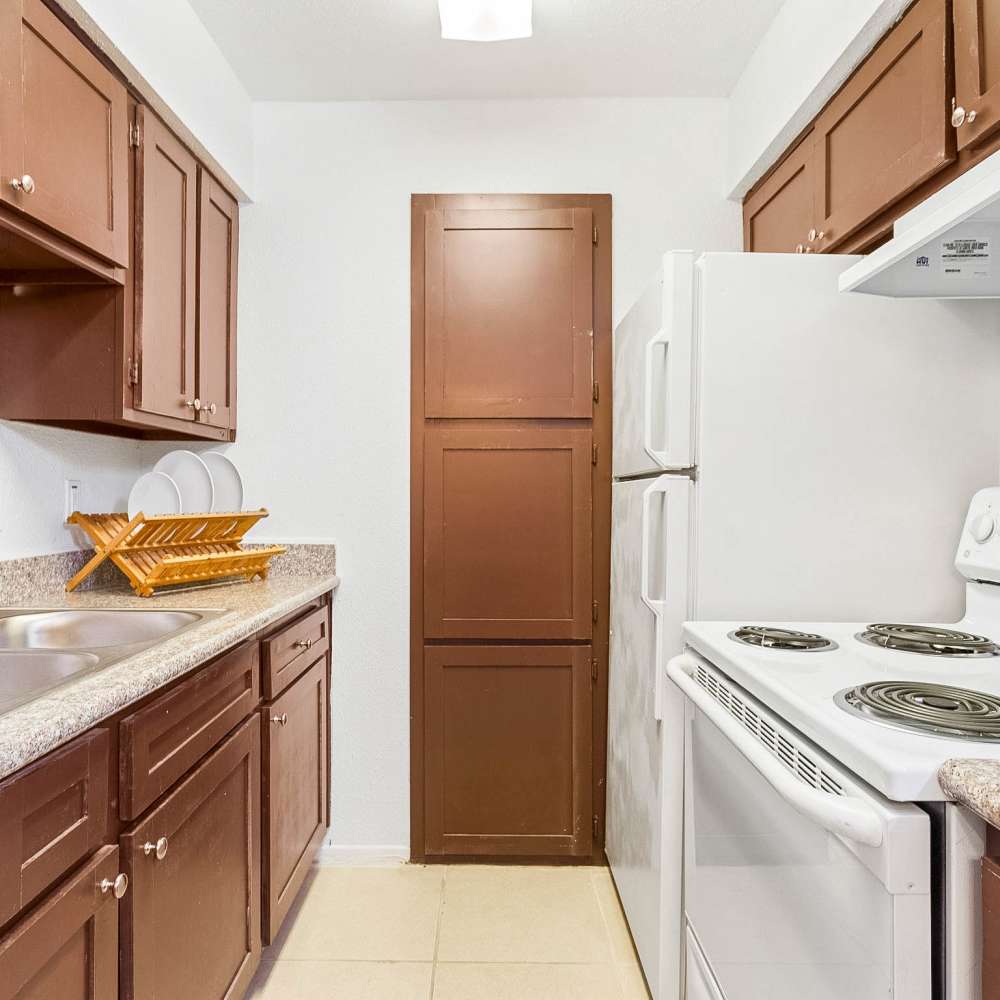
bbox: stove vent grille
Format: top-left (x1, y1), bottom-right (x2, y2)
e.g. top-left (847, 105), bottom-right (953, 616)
top-left (693, 662), bottom-right (844, 798)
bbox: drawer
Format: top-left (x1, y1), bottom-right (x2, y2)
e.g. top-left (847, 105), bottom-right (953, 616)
top-left (119, 641), bottom-right (259, 820)
top-left (0, 729), bottom-right (109, 927)
top-left (262, 604), bottom-right (330, 700)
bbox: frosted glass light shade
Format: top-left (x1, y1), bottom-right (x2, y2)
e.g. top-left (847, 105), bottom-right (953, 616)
top-left (438, 0), bottom-right (533, 41)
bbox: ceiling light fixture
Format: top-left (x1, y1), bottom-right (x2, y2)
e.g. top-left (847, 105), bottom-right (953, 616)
top-left (438, 0), bottom-right (532, 41)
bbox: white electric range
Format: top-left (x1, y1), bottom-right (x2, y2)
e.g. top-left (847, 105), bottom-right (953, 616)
top-left (667, 487), bottom-right (1000, 1000)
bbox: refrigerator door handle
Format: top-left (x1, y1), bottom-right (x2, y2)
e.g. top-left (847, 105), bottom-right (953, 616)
top-left (643, 327), bottom-right (672, 470)
top-left (640, 476), bottom-right (669, 619)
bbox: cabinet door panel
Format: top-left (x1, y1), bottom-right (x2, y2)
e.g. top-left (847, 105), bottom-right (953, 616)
top-left (814, 0), bottom-right (952, 249)
top-left (425, 208), bottom-right (594, 418)
top-left (743, 133), bottom-right (816, 253)
top-left (424, 426), bottom-right (593, 639)
top-left (134, 108), bottom-right (198, 424)
top-left (0, 846), bottom-right (120, 1000)
top-left (196, 170), bottom-right (238, 433)
top-left (0, 729), bottom-right (108, 927)
top-left (262, 658), bottom-right (328, 943)
top-left (0, 0), bottom-right (129, 265)
top-left (954, 0), bottom-right (1000, 148)
top-left (424, 645), bottom-right (593, 858)
top-left (120, 716), bottom-right (261, 1000)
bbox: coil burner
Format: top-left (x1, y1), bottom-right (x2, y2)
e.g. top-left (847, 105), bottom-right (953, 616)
top-left (728, 626), bottom-right (835, 652)
top-left (835, 681), bottom-right (1000, 741)
top-left (856, 624), bottom-right (1000, 658)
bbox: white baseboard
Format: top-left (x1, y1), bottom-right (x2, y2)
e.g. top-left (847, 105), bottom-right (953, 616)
top-left (314, 843), bottom-right (410, 867)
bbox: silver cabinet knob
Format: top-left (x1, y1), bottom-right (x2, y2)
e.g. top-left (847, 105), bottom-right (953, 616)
top-left (10, 174), bottom-right (35, 194)
top-left (204, 402), bottom-right (217, 415)
top-left (185, 398), bottom-right (202, 412)
top-left (808, 228), bottom-right (817, 241)
top-left (271, 713), bottom-right (288, 726)
top-left (143, 836), bottom-right (168, 860)
top-left (293, 638), bottom-right (313, 650)
top-left (100, 873), bottom-right (128, 899)
top-left (952, 103), bottom-right (977, 128)
top-left (795, 244), bottom-right (804, 254)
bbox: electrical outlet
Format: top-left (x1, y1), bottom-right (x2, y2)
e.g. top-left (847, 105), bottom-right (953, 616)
top-left (64, 479), bottom-right (83, 519)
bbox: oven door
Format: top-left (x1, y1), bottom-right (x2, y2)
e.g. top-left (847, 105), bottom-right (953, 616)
top-left (668, 654), bottom-right (932, 1000)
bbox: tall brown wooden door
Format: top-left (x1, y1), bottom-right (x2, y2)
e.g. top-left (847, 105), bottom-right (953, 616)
top-left (412, 194), bottom-right (611, 863)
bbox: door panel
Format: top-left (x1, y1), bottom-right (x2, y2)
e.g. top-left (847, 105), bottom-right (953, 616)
top-left (134, 108), bottom-right (198, 424)
top-left (423, 425), bottom-right (593, 639)
top-left (120, 716), bottom-right (260, 1000)
top-left (425, 208), bottom-right (594, 418)
top-left (743, 133), bottom-right (816, 253)
top-left (0, 0), bottom-right (129, 266)
top-left (197, 169), bottom-right (238, 432)
top-left (424, 645), bottom-right (593, 857)
top-left (954, 0), bottom-right (1000, 149)
top-left (813, 0), bottom-right (952, 250)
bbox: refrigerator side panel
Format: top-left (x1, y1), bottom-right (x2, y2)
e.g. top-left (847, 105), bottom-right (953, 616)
top-left (692, 252), bottom-right (1000, 623)
top-left (608, 475), bottom-right (692, 1000)
top-left (614, 252), bottom-right (695, 478)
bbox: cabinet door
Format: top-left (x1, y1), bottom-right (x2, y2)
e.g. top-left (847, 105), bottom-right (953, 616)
top-left (424, 208), bottom-right (594, 418)
top-left (424, 425), bottom-right (594, 639)
top-left (262, 657), bottom-right (328, 943)
top-left (743, 133), bottom-right (817, 253)
top-left (954, 0), bottom-right (1000, 149)
top-left (813, 0), bottom-right (952, 250)
top-left (133, 108), bottom-right (199, 424)
top-left (120, 716), bottom-right (261, 1000)
top-left (0, 846), bottom-right (121, 1000)
top-left (0, 0), bottom-right (129, 265)
top-left (424, 645), bottom-right (593, 858)
top-left (196, 169), bottom-right (238, 434)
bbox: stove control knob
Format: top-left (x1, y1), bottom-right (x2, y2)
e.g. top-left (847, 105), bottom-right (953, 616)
top-left (971, 513), bottom-right (995, 544)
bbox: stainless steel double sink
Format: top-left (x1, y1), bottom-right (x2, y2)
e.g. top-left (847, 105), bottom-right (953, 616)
top-left (0, 608), bottom-right (219, 714)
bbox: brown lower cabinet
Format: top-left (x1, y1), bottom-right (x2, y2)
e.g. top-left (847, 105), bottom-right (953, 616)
top-left (0, 846), bottom-right (122, 1000)
top-left (0, 593), bottom-right (333, 1000)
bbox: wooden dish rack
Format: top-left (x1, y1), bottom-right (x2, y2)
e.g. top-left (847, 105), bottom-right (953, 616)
top-left (66, 510), bottom-right (286, 597)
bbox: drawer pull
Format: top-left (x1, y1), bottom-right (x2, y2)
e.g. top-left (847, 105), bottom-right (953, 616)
top-left (10, 174), bottom-right (35, 194)
top-left (143, 836), bottom-right (169, 860)
top-left (293, 638), bottom-right (314, 650)
top-left (271, 713), bottom-right (288, 726)
top-left (100, 873), bottom-right (129, 899)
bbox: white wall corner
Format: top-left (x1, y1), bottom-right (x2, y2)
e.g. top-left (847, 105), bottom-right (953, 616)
top-left (315, 841), bottom-right (411, 868)
top-left (726, 0), bottom-right (913, 201)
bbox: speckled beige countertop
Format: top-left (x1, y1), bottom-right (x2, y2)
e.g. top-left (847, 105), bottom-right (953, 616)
top-left (0, 557), bottom-right (339, 781)
top-left (939, 759), bottom-right (1000, 828)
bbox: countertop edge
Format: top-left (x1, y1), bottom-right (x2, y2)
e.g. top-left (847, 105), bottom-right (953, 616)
top-left (0, 574), bottom-right (340, 781)
top-left (939, 758), bottom-right (1000, 829)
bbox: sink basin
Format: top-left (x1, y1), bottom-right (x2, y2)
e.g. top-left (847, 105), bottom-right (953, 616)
top-left (0, 610), bottom-right (203, 650)
top-left (0, 650), bottom-right (101, 711)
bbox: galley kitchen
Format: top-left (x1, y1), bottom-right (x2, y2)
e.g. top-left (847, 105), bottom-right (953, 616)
top-left (2, 1), bottom-right (1000, 999)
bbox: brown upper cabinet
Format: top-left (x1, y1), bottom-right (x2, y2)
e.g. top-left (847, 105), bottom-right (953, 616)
top-left (0, 0), bottom-right (129, 267)
top-left (743, 132), bottom-right (818, 253)
top-left (954, 0), bottom-right (1000, 148)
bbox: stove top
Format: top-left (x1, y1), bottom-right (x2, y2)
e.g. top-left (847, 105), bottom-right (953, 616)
top-left (856, 623), bottom-right (1000, 658)
top-left (680, 617), bottom-right (1000, 801)
top-left (729, 625), bottom-right (836, 651)
top-left (835, 680), bottom-right (1000, 741)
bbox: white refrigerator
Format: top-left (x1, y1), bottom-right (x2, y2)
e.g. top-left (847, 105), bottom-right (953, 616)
top-left (607, 251), bottom-right (1000, 1000)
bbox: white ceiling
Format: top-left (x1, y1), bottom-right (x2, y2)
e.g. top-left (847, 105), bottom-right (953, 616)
top-left (188, 0), bottom-right (786, 101)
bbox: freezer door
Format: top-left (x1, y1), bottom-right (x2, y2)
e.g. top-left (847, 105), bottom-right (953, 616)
top-left (613, 252), bottom-right (695, 477)
top-left (607, 475), bottom-right (692, 1000)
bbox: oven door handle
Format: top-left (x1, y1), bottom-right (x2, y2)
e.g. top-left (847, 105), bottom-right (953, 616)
top-left (667, 656), bottom-right (885, 848)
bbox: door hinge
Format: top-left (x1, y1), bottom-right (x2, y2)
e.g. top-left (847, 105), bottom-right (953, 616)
top-left (592, 814), bottom-right (599, 839)
top-left (592, 380), bottom-right (600, 403)
top-left (591, 657), bottom-right (599, 682)
top-left (592, 443), bottom-right (599, 466)
top-left (129, 122), bottom-right (141, 148)
top-left (592, 600), bottom-right (599, 624)
top-left (592, 225), bottom-right (599, 246)
top-left (127, 356), bottom-right (139, 386)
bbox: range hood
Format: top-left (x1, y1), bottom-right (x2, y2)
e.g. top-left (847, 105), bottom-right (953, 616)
top-left (840, 149), bottom-right (1000, 297)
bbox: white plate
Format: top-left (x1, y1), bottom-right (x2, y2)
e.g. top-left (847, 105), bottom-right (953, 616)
top-left (153, 450), bottom-right (215, 514)
top-left (128, 472), bottom-right (182, 520)
top-left (202, 452), bottom-right (244, 513)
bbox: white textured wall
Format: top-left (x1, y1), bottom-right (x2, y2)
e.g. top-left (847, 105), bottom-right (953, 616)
top-left (67, 0), bottom-right (255, 197)
top-left (237, 97), bottom-right (741, 853)
top-left (726, 0), bottom-right (911, 198)
top-left (0, 422), bottom-right (145, 559)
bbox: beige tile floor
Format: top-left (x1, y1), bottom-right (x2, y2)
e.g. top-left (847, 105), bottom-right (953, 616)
top-left (246, 865), bottom-right (652, 1000)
